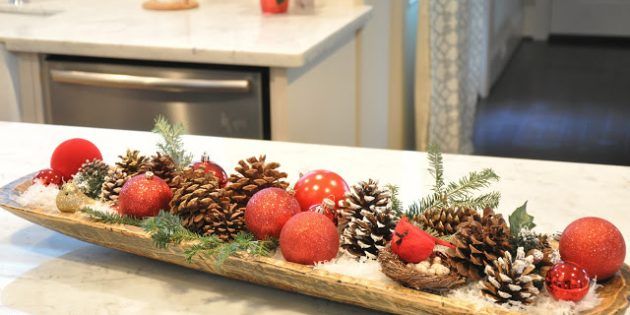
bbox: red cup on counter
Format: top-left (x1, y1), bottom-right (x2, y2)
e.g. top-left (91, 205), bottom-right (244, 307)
top-left (260, 0), bottom-right (289, 14)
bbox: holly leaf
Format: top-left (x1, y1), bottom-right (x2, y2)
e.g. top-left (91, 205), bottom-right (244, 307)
top-left (509, 201), bottom-right (535, 237)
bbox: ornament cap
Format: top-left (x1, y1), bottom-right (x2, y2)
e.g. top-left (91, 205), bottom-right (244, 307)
top-left (144, 171), bottom-right (154, 179)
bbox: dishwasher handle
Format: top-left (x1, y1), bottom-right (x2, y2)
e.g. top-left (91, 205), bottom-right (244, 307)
top-left (50, 70), bottom-right (251, 93)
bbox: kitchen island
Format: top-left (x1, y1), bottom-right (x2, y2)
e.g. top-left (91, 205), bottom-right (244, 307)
top-left (0, 0), bottom-right (371, 146)
top-left (0, 121), bottom-right (629, 314)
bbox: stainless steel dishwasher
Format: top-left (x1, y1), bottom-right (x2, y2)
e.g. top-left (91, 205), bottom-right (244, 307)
top-left (42, 55), bottom-right (270, 139)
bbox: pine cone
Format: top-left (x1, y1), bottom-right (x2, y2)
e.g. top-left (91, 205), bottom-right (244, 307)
top-left (116, 149), bottom-right (148, 175)
top-left (100, 168), bottom-right (129, 204)
top-left (224, 155), bottom-right (289, 209)
top-left (73, 159), bottom-right (110, 199)
top-left (449, 208), bottom-right (512, 280)
top-left (526, 234), bottom-right (556, 277)
top-left (170, 168), bottom-right (244, 241)
top-left (140, 152), bottom-right (178, 186)
top-left (416, 207), bottom-right (480, 236)
top-left (339, 179), bottom-right (397, 260)
top-left (480, 247), bottom-right (543, 305)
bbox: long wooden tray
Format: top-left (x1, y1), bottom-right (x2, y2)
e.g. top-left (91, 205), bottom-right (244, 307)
top-left (1, 174), bottom-right (629, 315)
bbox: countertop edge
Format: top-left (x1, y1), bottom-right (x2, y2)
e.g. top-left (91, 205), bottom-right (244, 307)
top-left (1, 6), bottom-right (372, 68)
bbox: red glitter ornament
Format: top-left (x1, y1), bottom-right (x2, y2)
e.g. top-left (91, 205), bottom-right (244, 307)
top-left (33, 168), bottom-right (64, 187)
top-left (245, 187), bottom-right (300, 240)
top-left (559, 217), bottom-right (626, 281)
top-left (293, 170), bottom-right (349, 212)
top-left (391, 217), bottom-right (435, 263)
top-left (279, 212), bottom-right (339, 265)
top-left (545, 261), bottom-right (590, 302)
top-left (192, 154), bottom-right (227, 187)
top-left (50, 138), bottom-right (102, 181)
top-left (118, 172), bottom-right (173, 218)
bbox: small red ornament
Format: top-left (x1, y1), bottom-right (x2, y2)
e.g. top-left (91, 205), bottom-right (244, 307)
top-left (192, 154), bottom-right (227, 187)
top-left (50, 138), bottom-right (102, 181)
top-left (293, 170), bottom-right (349, 212)
top-left (245, 187), bottom-right (300, 240)
top-left (391, 217), bottom-right (435, 263)
top-left (118, 172), bottom-right (173, 218)
top-left (307, 198), bottom-right (337, 225)
top-left (279, 212), bottom-right (339, 265)
top-left (545, 261), bottom-right (590, 302)
top-left (559, 217), bottom-right (626, 281)
top-left (33, 168), bottom-right (64, 187)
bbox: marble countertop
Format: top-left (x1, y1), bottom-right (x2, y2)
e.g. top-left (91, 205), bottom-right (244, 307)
top-left (0, 121), bottom-right (629, 314)
top-left (0, 0), bottom-right (370, 67)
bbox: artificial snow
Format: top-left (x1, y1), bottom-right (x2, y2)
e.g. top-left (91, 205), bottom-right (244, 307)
top-left (448, 281), bottom-right (601, 315)
top-left (87, 200), bottom-right (117, 214)
top-left (314, 254), bottom-right (396, 285)
top-left (15, 182), bottom-right (59, 210)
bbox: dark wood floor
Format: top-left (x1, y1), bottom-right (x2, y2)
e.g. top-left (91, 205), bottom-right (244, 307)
top-left (474, 38), bottom-right (630, 166)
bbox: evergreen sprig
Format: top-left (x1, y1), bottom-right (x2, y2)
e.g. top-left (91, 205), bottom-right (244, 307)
top-left (141, 210), bottom-right (198, 248)
top-left (386, 184), bottom-right (403, 216)
top-left (184, 232), bottom-right (275, 266)
top-left (152, 115), bottom-right (193, 170)
top-left (81, 207), bottom-right (143, 226)
top-left (140, 211), bottom-right (274, 266)
top-left (407, 145), bottom-right (501, 218)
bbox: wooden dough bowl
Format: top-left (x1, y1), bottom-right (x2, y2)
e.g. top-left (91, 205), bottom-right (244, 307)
top-left (1, 174), bottom-right (628, 315)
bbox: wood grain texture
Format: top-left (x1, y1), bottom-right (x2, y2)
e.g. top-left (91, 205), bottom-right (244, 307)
top-left (1, 174), bottom-right (629, 315)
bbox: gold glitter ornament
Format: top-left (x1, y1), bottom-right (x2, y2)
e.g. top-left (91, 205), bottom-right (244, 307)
top-left (56, 182), bottom-right (94, 213)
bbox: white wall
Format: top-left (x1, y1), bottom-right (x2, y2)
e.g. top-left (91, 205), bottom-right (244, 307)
top-left (357, 0), bottom-right (392, 149)
top-left (0, 44), bottom-right (20, 121)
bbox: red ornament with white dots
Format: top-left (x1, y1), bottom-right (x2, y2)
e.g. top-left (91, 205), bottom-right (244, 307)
top-left (545, 261), bottom-right (590, 302)
top-left (293, 170), bottom-right (349, 212)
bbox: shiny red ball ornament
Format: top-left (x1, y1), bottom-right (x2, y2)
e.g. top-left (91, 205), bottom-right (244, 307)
top-left (391, 217), bottom-right (435, 263)
top-left (559, 217), bottom-right (626, 281)
top-left (307, 198), bottom-right (337, 225)
top-left (50, 138), bottom-right (102, 181)
top-left (545, 261), bottom-right (590, 302)
top-left (192, 154), bottom-right (227, 187)
top-left (118, 172), bottom-right (173, 218)
top-left (293, 170), bottom-right (349, 212)
top-left (245, 187), bottom-right (301, 240)
top-left (33, 168), bottom-right (64, 187)
top-left (279, 212), bottom-right (339, 265)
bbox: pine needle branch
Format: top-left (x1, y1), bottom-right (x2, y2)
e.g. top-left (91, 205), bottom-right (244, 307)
top-left (406, 147), bottom-right (502, 218)
top-left (141, 210), bottom-right (198, 248)
top-left (427, 144), bottom-right (444, 193)
top-left (386, 184), bottom-right (403, 216)
top-left (152, 115), bottom-right (193, 170)
top-left (444, 169), bottom-right (500, 200)
top-left (184, 232), bottom-right (274, 266)
top-left (81, 207), bottom-right (143, 226)
top-left (450, 191), bottom-right (501, 210)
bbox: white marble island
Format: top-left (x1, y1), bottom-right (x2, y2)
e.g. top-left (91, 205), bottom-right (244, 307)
top-left (0, 122), bottom-right (629, 314)
top-left (0, 0), bottom-right (371, 146)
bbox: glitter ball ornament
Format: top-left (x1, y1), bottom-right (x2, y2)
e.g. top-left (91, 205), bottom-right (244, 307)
top-left (279, 212), bottom-right (339, 265)
top-left (56, 182), bottom-right (94, 213)
top-left (118, 172), bottom-right (173, 218)
top-left (245, 187), bottom-right (300, 240)
top-left (50, 138), bottom-right (102, 181)
top-left (293, 170), bottom-right (349, 211)
top-left (559, 217), bottom-right (626, 281)
top-left (545, 261), bottom-right (590, 302)
top-left (33, 168), bottom-right (64, 187)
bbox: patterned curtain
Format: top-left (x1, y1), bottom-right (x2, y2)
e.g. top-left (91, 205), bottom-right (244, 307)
top-left (415, 0), bottom-right (487, 154)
